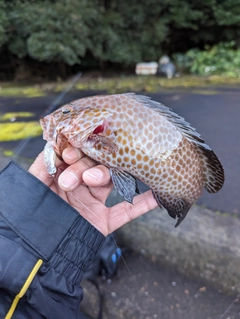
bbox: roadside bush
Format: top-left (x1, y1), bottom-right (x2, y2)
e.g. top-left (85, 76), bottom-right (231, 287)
top-left (174, 42), bottom-right (240, 77)
top-left (0, 2), bottom-right (7, 46)
top-left (1, 0), bottom-right (240, 74)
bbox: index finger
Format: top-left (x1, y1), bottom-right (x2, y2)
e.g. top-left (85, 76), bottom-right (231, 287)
top-left (62, 146), bottom-right (85, 164)
top-left (58, 154), bottom-right (97, 191)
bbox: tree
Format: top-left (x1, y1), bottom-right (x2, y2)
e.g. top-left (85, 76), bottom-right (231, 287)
top-left (1, 0), bottom-right (240, 72)
top-left (0, 1), bottom-right (8, 47)
top-left (4, 0), bottom-right (99, 64)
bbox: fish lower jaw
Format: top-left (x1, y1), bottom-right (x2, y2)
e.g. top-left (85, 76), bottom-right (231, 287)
top-left (43, 142), bottom-right (57, 176)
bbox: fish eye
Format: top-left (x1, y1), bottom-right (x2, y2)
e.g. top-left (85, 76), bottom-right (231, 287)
top-left (62, 107), bottom-right (72, 114)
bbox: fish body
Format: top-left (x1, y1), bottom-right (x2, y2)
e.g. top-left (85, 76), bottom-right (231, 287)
top-left (40, 93), bottom-right (224, 226)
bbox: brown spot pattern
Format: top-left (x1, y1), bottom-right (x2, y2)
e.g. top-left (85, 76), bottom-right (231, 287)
top-left (41, 93), bottom-right (223, 221)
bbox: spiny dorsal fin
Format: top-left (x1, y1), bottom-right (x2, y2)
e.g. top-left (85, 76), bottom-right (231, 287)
top-left (126, 93), bottom-right (211, 150)
top-left (125, 93), bottom-right (224, 193)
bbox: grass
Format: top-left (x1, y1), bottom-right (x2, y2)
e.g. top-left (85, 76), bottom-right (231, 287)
top-left (0, 74), bottom-right (240, 97)
top-left (73, 74), bottom-right (240, 94)
top-left (0, 84), bottom-right (46, 97)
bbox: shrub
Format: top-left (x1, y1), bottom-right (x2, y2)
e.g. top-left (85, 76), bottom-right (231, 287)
top-left (174, 42), bottom-right (240, 77)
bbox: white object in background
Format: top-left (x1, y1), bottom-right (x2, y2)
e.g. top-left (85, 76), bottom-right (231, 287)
top-left (135, 62), bottom-right (158, 75)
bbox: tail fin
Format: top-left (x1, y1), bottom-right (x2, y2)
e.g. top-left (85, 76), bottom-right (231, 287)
top-left (196, 145), bottom-right (224, 193)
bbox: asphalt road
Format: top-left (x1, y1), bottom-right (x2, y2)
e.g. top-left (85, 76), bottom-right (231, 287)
top-left (81, 251), bottom-right (240, 319)
top-left (0, 87), bottom-right (239, 215)
top-left (1, 88), bottom-right (240, 318)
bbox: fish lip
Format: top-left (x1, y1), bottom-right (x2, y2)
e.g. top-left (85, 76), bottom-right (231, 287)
top-left (39, 118), bottom-right (46, 131)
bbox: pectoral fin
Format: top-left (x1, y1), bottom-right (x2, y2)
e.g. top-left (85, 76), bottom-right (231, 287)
top-left (89, 134), bottom-right (118, 154)
top-left (110, 168), bottom-right (139, 203)
top-left (152, 191), bottom-right (191, 227)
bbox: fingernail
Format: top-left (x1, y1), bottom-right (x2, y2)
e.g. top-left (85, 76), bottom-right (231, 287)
top-left (59, 171), bottom-right (78, 188)
top-left (64, 148), bottom-right (81, 161)
top-left (85, 168), bottom-right (103, 181)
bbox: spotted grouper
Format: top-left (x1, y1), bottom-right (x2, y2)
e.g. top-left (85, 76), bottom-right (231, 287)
top-left (40, 93), bottom-right (224, 226)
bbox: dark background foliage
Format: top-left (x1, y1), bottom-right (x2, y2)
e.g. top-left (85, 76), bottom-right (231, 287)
top-left (1, 0), bottom-right (240, 79)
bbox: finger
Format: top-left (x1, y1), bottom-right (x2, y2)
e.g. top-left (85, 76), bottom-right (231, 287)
top-left (83, 165), bottom-right (113, 203)
top-left (62, 146), bottom-right (84, 164)
top-left (108, 190), bottom-right (158, 233)
top-left (82, 165), bottom-right (111, 187)
top-left (58, 155), bottom-right (98, 191)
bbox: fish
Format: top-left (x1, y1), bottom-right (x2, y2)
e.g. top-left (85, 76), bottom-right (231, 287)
top-left (40, 93), bottom-right (224, 226)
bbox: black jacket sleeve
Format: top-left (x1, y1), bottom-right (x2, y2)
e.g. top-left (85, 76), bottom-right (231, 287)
top-left (0, 161), bottom-right (105, 319)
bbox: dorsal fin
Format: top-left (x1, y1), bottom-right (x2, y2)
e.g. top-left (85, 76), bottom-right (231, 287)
top-left (124, 93), bottom-right (225, 193)
top-left (125, 93), bottom-right (211, 150)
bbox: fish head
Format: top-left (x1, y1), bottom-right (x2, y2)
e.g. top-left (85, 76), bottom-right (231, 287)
top-left (40, 102), bottom-right (114, 155)
top-left (40, 104), bottom-right (76, 152)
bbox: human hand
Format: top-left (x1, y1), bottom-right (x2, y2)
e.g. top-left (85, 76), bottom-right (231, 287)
top-left (29, 147), bottom-right (158, 236)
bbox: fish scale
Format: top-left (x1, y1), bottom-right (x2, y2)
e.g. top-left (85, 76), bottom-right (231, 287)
top-left (40, 93), bottom-right (224, 226)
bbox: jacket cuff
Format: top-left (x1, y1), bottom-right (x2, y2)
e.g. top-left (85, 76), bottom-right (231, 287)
top-left (47, 216), bottom-right (104, 284)
top-left (0, 161), bottom-right (105, 284)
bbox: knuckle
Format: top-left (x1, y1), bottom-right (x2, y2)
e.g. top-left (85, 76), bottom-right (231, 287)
top-left (125, 204), bottom-right (135, 222)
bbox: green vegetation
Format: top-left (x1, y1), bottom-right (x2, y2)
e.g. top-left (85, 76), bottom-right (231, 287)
top-left (74, 75), bottom-right (240, 94)
top-left (1, 0), bottom-right (240, 73)
top-left (1, 74), bottom-right (240, 98)
top-left (175, 42), bottom-right (240, 77)
top-left (0, 84), bottom-right (45, 97)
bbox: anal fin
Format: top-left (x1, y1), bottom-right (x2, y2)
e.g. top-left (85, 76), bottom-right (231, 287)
top-left (110, 168), bottom-right (139, 204)
top-left (152, 191), bottom-right (191, 227)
